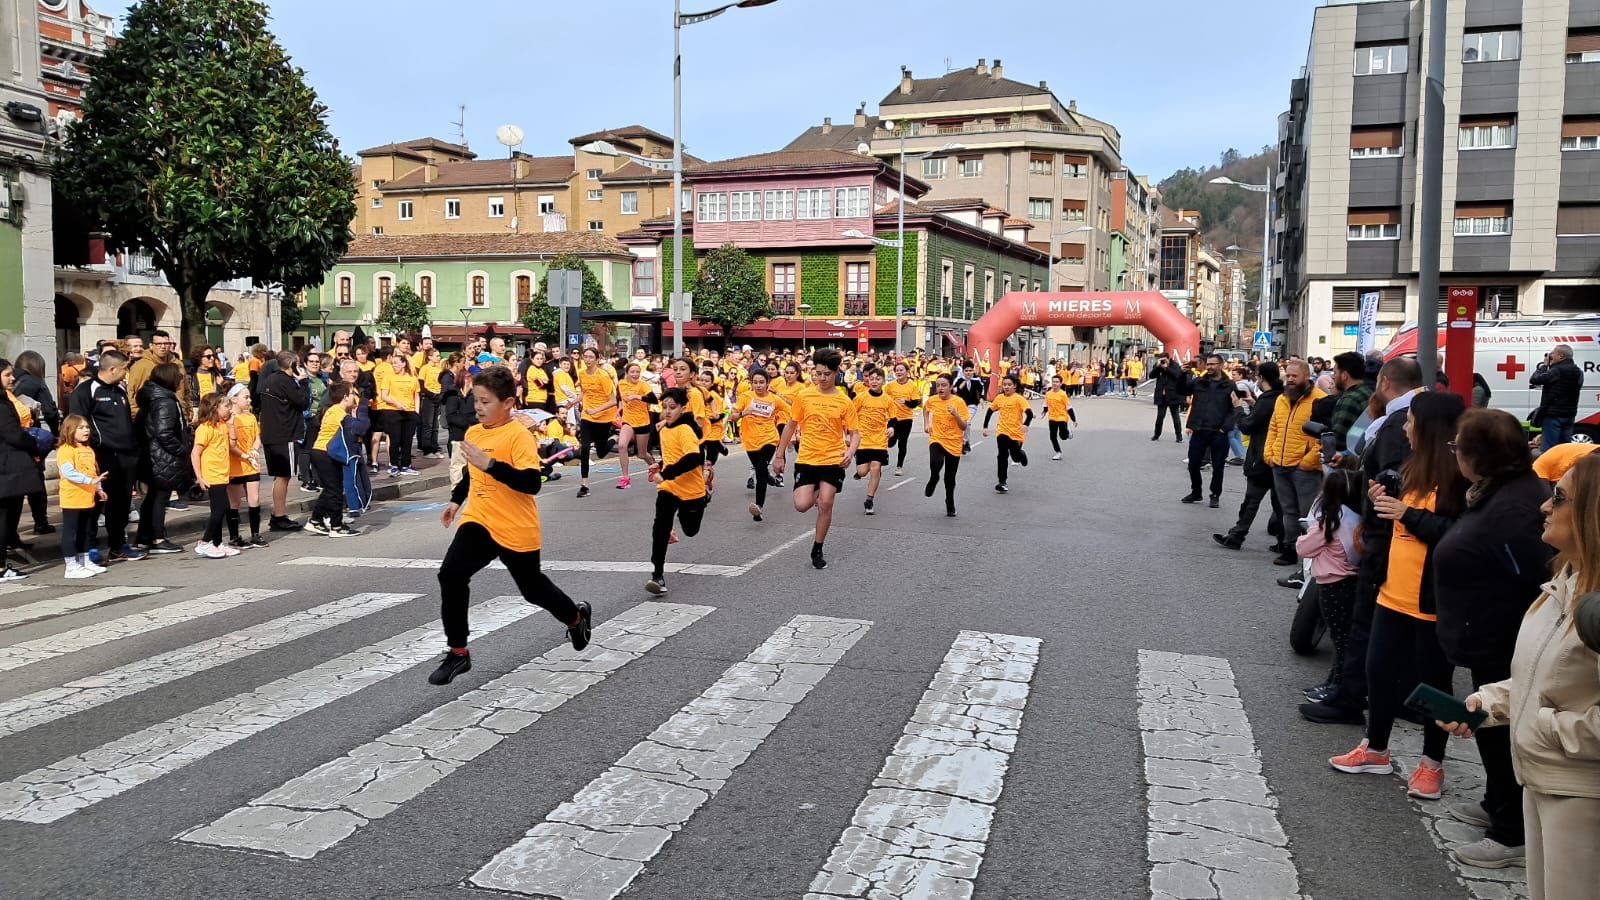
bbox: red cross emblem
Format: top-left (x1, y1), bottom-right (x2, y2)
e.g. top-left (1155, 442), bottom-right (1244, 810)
top-left (1496, 355), bottom-right (1526, 380)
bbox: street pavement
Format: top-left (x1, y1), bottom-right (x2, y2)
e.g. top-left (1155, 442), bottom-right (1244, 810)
top-left (0, 394), bottom-right (1522, 900)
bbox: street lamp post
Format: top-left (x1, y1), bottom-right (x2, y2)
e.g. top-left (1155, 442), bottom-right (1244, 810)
top-left (459, 307), bottom-right (475, 351)
top-left (317, 309), bottom-right (330, 353)
top-left (798, 302), bottom-right (812, 351)
top-left (875, 126), bottom-right (964, 358)
top-left (1209, 171), bottom-right (1274, 350)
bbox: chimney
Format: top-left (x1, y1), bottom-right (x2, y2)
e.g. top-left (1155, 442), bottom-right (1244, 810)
top-left (991, 59), bottom-right (1003, 80)
top-left (1039, 80), bottom-right (1048, 90)
top-left (821, 117), bottom-right (833, 135)
top-left (1069, 100), bottom-right (1078, 113)
top-left (853, 103), bottom-right (867, 128)
top-left (423, 160), bottom-right (438, 184)
top-left (900, 65), bottom-right (913, 95)
top-left (515, 156), bottom-right (528, 179)
top-left (975, 58), bottom-right (988, 76)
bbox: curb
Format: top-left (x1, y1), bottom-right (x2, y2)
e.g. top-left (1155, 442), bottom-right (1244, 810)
top-left (17, 473), bottom-right (452, 566)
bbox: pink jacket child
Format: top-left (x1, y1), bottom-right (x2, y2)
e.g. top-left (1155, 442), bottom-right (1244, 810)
top-left (1294, 502), bottom-right (1361, 584)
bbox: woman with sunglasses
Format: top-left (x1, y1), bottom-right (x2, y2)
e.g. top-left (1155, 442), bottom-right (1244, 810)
top-left (187, 345), bottom-right (226, 400)
top-left (1441, 454), bottom-right (1600, 899)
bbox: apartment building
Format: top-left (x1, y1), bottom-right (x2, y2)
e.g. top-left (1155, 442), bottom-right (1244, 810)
top-left (355, 126), bottom-right (685, 240)
top-left (1276, 0), bottom-right (1600, 357)
top-left (35, 0), bottom-right (113, 128)
top-left (2, 0), bottom-right (54, 364)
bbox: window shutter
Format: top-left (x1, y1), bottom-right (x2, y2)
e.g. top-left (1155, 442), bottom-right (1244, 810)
top-left (1456, 202), bottom-right (1511, 218)
top-left (1557, 204), bottom-right (1600, 235)
top-left (1568, 32), bottom-right (1600, 53)
top-left (1350, 126), bottom-right (1403, 149)
top-left (1562, 118), bottom-right (1600, 138)
top-left (1347, 209), bottom-right (1400, 226)
top-left (1460, 115), bottom-right (1515, 128)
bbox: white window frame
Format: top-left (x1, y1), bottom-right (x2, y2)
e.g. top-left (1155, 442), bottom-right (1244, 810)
top-left (468, 271), bottom-right (489, 307)
top-left (958, 157), bottom-right (984, 178)
top-left (1459, 122), bottom-right (1516, 150)
top-left (1027, 198), bottom-right (1052, 220)
top-left (921, 157), bottom-right (948, 179)
top-left (1347, 222), bottom-right (1401, 240)
top-left (587, 189), bottom-right (603, 202)
top-left (444, 198), bottom-right (462, 220)
top-left (397, 200), bottom-right (414, 220)
top-left (1454, 214), bottom-right (1513, 236)
top-left (1562, 135), bottom-right (1600, 151)
top-left (620, 191), bottom-right (639, 215)
top-left (1349, 144), bottom-right (1403, 158)
top-left (371, 226), bottom-right (384, 236)
top-left (1463, 30), bottom-right (1519, 63)
top-left (537, 195), bottom-right (557, 215)
top-left (586, 168), bottom-right (602, 181)
top-left (632, 258), bottom-right (656, 297)
top-left (487, 196), bottom-right (505, 218)
top-left (1355, 43), bottom-right (1408, 76)
top-left (729, 191), bottom-right (760, 222)
top-left (337, 274), bottom-right (354, 307)
top-left (763, 189), bottom-right (794, 220)
top-left (371, 197), bottom-right (383, 208)
top-left (697, 192), bottom-right (729, 222)
top-left (371, 179), bottom-right (385, 190)
top-left (1028, 156), bottom-right (1053, 176)
top-left (1570, 50), bottom-right (1600, 64)
top-left (1063, 162), bottom-right (1086, 179)
top-left (1062, 204), bottom-right (1086, 223)
top-left (797, 188), bottom-right (833, 219)
top-left (588, 220), bottom-right (605, 232)
top-left (834, 186), bottom-right (870, 218)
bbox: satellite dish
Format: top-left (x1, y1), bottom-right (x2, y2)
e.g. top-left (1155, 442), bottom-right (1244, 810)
top-left (495, 124), bottom-right (524, 148)
top-left (855, 141), bottom-right (871, 155)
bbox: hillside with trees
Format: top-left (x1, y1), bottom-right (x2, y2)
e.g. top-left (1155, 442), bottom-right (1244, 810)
top-left (1157, 146), bottom-right (1277, 317)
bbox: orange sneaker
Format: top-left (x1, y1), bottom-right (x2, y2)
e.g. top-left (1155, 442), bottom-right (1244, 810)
top-left (1330, 739), bottom-right (1394, 774)
top-left (1407, 759), bottom-right (1445, 800)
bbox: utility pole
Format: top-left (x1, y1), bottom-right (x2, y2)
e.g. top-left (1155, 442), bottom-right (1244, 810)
top-left (1416, 0), bottom-right (1448, 388)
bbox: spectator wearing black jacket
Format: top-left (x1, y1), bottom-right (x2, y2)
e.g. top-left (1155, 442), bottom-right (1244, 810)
top-left (1182, 353), bottom-right (1242, 508)
top-left (443, 367), bottom-right (479, 487)
top-left (1215, 362), bottom-right (1284, 550)
top-left (13, 351), bottom-right (58, 536)
top-left (67, 349), bottom-right (145, 562)
top-left (1529, 344), bottom-right (1584, 449)
top-left (133, 363), bottom-right (193, 553)
top-left (0, 359), bottom-right (46, 579)
top-left (258, 351), bottom-right (309, 531)
top-left (1151, 354), bottom-right (1189, 442)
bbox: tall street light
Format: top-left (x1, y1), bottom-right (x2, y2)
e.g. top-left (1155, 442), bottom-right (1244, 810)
top-left (798, 302), bottom-right (812, 351)
top-left (664, 0), bottom-right (781, 358)
top-left (317, 308), bottom-right (331, 353)
top-left (459, 307), bottom-right (476, 350)
top-left (1209, 171), bottom-right (1274, 351)
top-left (874, 126), bottom-right (964, 358)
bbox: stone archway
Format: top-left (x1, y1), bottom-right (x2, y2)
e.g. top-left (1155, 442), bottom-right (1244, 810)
top-left (55, 294), bottom-right (91, 355)
top-left (205, 301), bottom-right (235, 350)
top-left (117, 297), bottom-right (165, 339)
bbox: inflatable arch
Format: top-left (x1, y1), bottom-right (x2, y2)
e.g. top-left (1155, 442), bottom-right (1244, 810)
top-left (966, 291), bottom-right (1201, 399)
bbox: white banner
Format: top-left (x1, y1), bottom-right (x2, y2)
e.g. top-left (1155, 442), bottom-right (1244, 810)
top-left (1356, 290), bottom-right (1380, 355)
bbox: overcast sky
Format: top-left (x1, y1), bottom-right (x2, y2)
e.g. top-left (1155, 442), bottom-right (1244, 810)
top-left (90, 0), bottom-right (1322, 179)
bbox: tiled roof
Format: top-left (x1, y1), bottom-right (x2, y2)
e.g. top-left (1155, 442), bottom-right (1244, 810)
top-left (689, 148), bottom-right (884, 177)
top-left (357, 137), bottom-right (476, 159)
top-left (881, 67), bottom-right (1044, 107)
top-left (784, 118), bottom-right (881, 153)
top-left (1161, 208), bottom-right (1200, 231)
top-left (1003, 217), bottom-right (1033, 229)
top-left (342, 232), bottom-right (630, 260)
top-left (382, 156), bottom-right (574, 191)
top-left (918, 197), bottom-right (988, 210)
top-left (570, 125), bottom-right (673, 147)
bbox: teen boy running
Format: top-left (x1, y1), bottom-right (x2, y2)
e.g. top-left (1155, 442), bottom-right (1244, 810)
top-left (772, 348), bottom-right (860, 570)
top-left (851, 367), bottom-right (894, 514)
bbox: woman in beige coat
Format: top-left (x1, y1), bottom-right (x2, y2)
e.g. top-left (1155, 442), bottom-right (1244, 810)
top-left (1442, 453), bottom-right (1600, 900)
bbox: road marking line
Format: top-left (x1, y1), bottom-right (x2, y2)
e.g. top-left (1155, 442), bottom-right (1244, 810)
top-left (282, 557), bottom-right (746, 577)
top-left (734, 529), bottom-right (813, 572)
top-left (0, 592), bottom-right (419, 741)
top-left (805, 630), bottom-right (1041, 900)
top-left (176, 601), bottom-right (714, 859)
top-left (886, 476), bottom-right (918, 491)
top-left (0, 583), bottom-right (43, 597)
top-left (1138, 650), bottom-right (1304, 900)
top-left (0, 585), bottom-right (165, 629)
top-left (467, 614), bottom-right (872, 899)
top-left (0, 596), bottom-right (533, 823)
top-left (0, 589), bottom-right (290, 673)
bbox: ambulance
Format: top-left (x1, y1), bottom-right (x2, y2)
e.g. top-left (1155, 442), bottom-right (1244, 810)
top-left (1384, 315), bottom-right (1600, 441)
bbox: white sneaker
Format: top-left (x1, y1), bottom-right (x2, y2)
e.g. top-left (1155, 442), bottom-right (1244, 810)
top-left (1052, 452), bottom-right (1062, 460)
top-left (1, 568), bottom-right (25, 581)
top-left (220, 544), bottom-right (241, 557)
top-left (64, 562), bottom-right (95, 579)
top-left (81, 557), bottom-right (107, 574)
top-left (195, 541), bottom-right (225, 559)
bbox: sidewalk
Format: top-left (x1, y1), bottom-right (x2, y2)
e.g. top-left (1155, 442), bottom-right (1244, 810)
top-left (15, 456), bottom-right (452, 567)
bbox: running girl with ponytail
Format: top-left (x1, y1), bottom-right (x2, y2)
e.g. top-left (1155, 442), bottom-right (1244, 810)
top-left (923, 373), bottom-right (968, 517)
top-left (615, 362), bottom-right (656, 490)
top-left (1043, 374), bottom-right (1077, 460)
top-left (982, 374), bottom-right (1033, 494)
top-left (645, 386), bottom-right (708, 595)
top-left (851, 366), bottom-right (894, 514)
top-left (729, 369), bottom-right (789, 522)
top-left (885, 362), bottom-right (921, 475)
top-left (574, 347), bottom-right (617, 499)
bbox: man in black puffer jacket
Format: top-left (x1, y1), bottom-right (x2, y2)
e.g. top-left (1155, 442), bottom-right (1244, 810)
top-left (1215, 362), bottom-right (1284, 551)
top-left (1529, 343), bottom-right (1584, 449)
top-left (134, 374), bottom-right (193, 552)
top-left (1152, 354), bottom-right (1189, 442)
top-left (1182, 353), bottom-right (1242, 508)
top-left (68, 349), bottom-right (144, 562)
top-left (258, 351), bottom-right (309, 531)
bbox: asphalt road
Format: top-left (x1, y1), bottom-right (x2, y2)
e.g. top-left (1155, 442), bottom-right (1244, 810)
top-left (0, 394), bottom-right (1517, 900)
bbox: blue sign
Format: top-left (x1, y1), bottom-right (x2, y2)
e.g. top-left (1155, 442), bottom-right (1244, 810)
top-left (567, 332), bottom-right (581, 348)
top-left (1343, 325), bottom-right (1360, 336)
top-left (1253, 331), bottom-right (1273, 345)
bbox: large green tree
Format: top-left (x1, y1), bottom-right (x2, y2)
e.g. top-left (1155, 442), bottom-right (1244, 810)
top-left (56, 0), bottom-right (356, 352)
top-left (375, 284), bottom-right (429, 338)
top-left (693, 243), bottom-right (773, 337)
top-left (519, 254), bottom-right (611, 342)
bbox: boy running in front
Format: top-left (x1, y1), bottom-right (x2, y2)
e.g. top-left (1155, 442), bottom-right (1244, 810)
top-left (431, 366), bottom-right (591, 685)
top-left (851, 366), bottom-right (894, 515)
top-left (772, 349), bottom-right (859, 570)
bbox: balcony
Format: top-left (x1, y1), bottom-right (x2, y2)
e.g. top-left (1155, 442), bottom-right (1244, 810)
top-left (844, 294), bottom-right (871, 317)
top-left (773, 294), bottom-right (796, 316)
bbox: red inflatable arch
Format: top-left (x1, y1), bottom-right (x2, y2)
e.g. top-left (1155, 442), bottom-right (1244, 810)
top-left (966, 291), bottom-right (1201, 399)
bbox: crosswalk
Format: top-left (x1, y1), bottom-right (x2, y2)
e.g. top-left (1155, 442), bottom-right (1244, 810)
top-left (0, 580), bottom-right (1530, 899)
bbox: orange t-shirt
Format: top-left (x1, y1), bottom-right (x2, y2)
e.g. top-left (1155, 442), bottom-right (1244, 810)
top-left (578, 368), bottom-right (617, 423)
top-left (790, 388), bottom-right (858, 467)
top-left (735, 391), bottom-right (789, 452)
top-left (458, 420), bottom-right (542, 552)
top-left (194, 421), bottom-right (232, 487)
top-left (926, 396), bottom-right (969, 456)
top-left (852, 389), bottom-right (894, 451)
top-left (230, 411), bottom-right (260, 478)
top-left (989, 393), bottom-right (1029, 443)
top-left (58, 444), bottom-right (99, 510)
top-left (1378, 490), bottom-right (1438, 622)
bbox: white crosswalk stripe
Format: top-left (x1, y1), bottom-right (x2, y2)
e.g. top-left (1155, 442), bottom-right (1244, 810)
top-left (284, 556), bottom-right (748, 577)
top-left (0, 595), bottom-right (535, 823)
top-left (0, 585), bottom-right (166, 629)
top-left (0, 592), bottom-right (419, 741)
top-left (805, 630), bottom-right (1041, 900)
top-left (0, 588), bottom-right (289, 673)
top-left (176, 601), bottom-right (715, 859)
top-left (0, 583), bottom-right (43, 597)
top-left (467, 614), bottom-right (872, 900)
top-left (1138, 649), bottom-right (1304, 900)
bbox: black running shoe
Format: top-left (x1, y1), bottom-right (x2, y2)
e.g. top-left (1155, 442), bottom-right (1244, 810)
top-left (946, 506), bottom-right (957, 518)
top-left (994, 483), bottom-right (1008, 494)
top-left (924, 478), bottom-right (937, 498)
top-left (646, 578), bottom-right (668, 595)
top-left (576, 485), bottom-right (591, 499)
top-left (811, 546), bottom-right (827, 570)
top-left (1017, 449), bottom-right (1028, 467)
top-left (863, 497), bottom-right (875, 515)
top-left (569, 601), bottom-right (593, 651)
top-left (747, 475), bottom-right (756, 490)
top-left (429, 652), bottom-right (471, 685)
top-left (250, 535), bottom-right (269, 548)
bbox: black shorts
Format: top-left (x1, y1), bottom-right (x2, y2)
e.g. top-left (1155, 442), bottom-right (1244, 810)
top-left (794, 463), bottom-right (845, 492)
top-left (855, 448), bottom-right (889, 466)
top-left (228, 474), bottom-right (258, 486)
top-left (263, 443), bottom-right (295, 478)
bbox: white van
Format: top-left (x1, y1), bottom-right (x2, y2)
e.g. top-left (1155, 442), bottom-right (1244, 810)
top-left (1384, 315), bottom-right (1600, 440)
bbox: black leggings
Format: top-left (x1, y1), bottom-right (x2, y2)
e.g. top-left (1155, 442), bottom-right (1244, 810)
top-left (1366, 604), bottom-right (1454, 760)
top-left (996, 435), bottom-right (1026, 484)
top-left (62, 508), bottom-right (93, 558)
top-left (388, 411), bottom-right (418, 469)
top-left (889, 419), bottom-right (914, 468)
top-left (746, 444), bottom-right (776, 508)
top-left (1049, 421), bottom-right (1070, 452)
top-left (651, 491), bottom-right (708, 580)
top-left (437, 521), bottom-right (579, 649)
top-left (202, 485), bottom-right (230, 545)
top-left (1317, 577), bottom-right (1357, 690)
top-left (927, 444), bottom-right (961, 508)
top-left (0, 495), bottom-right (21, 562)
top-left (310, 450), bottom-right (345, 527)
top-left (135, 486), bottom-right (170, 546)
top-left (577, 420), bottom-right (613, 479)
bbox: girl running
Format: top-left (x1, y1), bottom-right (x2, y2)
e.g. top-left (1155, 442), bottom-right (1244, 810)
top-left (616, 362), bottom-right (656, 490)
top-left (225, 385), bottom-right (267, 548)
top-left (923, 373), bottom-right (969, 517)
top-left (645, 387), bottom-right (708, 595)
top-left (982, 374), bottom-right (1033, 494)
top-left (574, 347), bottom-right (617, 499)
top-left (885, 362), bottom-right (921, 475)
top-left (697, 369), bottom-right (728, 492)
top-left (1043, 374), bottom-right (1077, 460)
top-left (772, 349), bottom-right (860, 570)
top-left (432, 365), bottom-right (591, 686)
top-left (190, 393), bottom-right (241, 559)
top-left (57, 414), bottom-right (108, 578)
top-left (729, 369), bottom-right (790, 522)
top-left (852, 366), bottom-right (894, 515)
